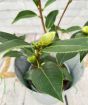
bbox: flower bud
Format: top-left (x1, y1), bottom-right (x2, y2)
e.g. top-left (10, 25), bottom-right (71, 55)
top-left (37, 32), bottom-right (56, 47)
top-left (27, 55), bottom-right (36, 63)
top-left (82, 26), bottom-right (88, 34)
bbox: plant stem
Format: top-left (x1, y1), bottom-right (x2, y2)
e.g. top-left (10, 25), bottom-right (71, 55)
top-left (64, 95), bottom-right (69, 105)
top-left (38, 0), bottom-right (46, 33)
top-left (58, 0), bottom-right (72, 26)
top-left (22, 89), bottom-right (26, 105)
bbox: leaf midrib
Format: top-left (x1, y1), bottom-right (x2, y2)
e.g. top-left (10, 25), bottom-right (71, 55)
top-left (40, 67), bottom-right (61, 98)
top-left (43, 45), bottom-right (88, 53)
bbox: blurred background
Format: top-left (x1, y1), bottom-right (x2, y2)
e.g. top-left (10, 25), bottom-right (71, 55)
top-left (0, 0), bottom-right (88, 105)
top-left (0, 0), bottom-right (88, 35)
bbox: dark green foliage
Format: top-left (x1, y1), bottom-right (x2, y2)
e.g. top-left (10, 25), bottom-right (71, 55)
top-left (12, 10), bottom-right (37, 23)
top-left (0, 0), bottom-right (88, 102)
top-left (45, 10), bottom-right (59, 29)
top-left (33, 0), bottom-right (39, 7)
top-left (4, 51), bottom-right (22, 58)
top-left (25, 61), bottom-right (63, 101)
top-left (44, 0), bottom-right (56, 8)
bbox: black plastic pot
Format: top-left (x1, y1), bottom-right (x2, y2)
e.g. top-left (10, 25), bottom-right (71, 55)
top-left (15, 54), bottom-right (84, 105)
top-left (15, 56), bottom-right (32, 89)
top-left (15, 56), bottom-right (72, 91)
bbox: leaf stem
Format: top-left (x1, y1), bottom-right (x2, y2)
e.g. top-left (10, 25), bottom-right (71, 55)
top-left (58, 0), bottom-right (72, 26)
top-left (64, 95), bottom-right (69, 105)
top-left (38, 0), bottom-right (46, 33)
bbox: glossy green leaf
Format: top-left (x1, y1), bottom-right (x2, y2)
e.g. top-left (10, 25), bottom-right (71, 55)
top-left (25, 62), bottom-right (63, 101)
top-left (56, 51), bottom-right (87, 65)
top-left (4, 51), bottom-right (22, 58)
top-left (45, 10), bottom-right (58, 29)
top-left (44, 0), bottom-right (56, 8)
top-left (56, 53), bottom-right (77, 65)
top-left (66, 26), bottom-right (81, 32)
top-left (84, 21), bottom-right (88, 26)
top-left (12, 10), bottom-right (37, 23)
top-left (61, 67), bottom-right (73, 81)
top-left (19, 35), bottom-right (25, 40)
top-left (41, 54), bottom-right (56, 63)
top-left (0, 32), bottom-right (18, 43)
top-left (22, 48), bottom-right (34, 56)
top-left (43, 37), bottom-right (88, 54)
top-left (33, 0), bottom-right (39, 7)
top-left (0, 39), bottom-right (30, 53)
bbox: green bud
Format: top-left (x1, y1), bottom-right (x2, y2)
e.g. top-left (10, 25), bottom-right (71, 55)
top-left (27, 55), bottom-right (36, 63)
top-left (37, 32), bottom-right (56, 47)
top-left (82, 26), bottom-right (88, 34)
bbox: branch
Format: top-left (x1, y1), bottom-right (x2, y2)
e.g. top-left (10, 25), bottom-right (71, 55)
top-left (64, 95), bottom-right (69, 105)
top-left (38, 0), bottom-right (46, 33)
top-left (58, 0), bottom-right (73, 26)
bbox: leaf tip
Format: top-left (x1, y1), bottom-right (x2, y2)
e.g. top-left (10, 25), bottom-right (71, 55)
top-left (12, 19), bottom-right (16, 24)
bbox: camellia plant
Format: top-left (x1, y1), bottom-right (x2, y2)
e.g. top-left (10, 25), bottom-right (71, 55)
top-left (0, 0), bottom-right (88, 102)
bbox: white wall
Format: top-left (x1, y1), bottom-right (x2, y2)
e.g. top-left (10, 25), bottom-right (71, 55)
top-left (0, 0), bottom-right (88, 35)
